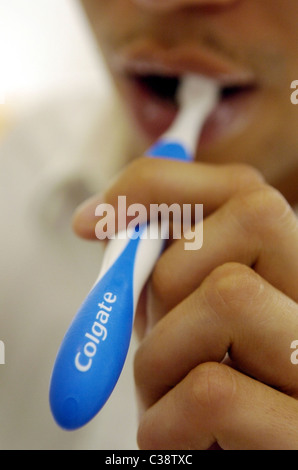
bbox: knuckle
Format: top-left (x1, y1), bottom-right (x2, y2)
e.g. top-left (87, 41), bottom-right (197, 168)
top-left (229, 184), bottom-right (292, 237)
top-left (106, 157), bottom-right (157, 203)
top-left (188, 362), bottom-right (236, 418)
top-left (133, 339), bottom-right (163, 402)
top-left (228, 163), bottom-right (265, 190)
top-left (137, 419), bottom-right (149, 450)
top-left (203, 262), bottom-right (263, 318)
top-left (128, 157), bottom-right (158, 193)
top-left (247, 185), bottom-right (291, 220)
top-left (137, 411), bottom-right (160, 450)
top-left (134, 339), bottom-right (169, 413)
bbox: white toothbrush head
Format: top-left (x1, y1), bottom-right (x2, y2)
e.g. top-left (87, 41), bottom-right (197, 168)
top-left (178, 74), bottom-right (219, 112)
top-left (160, 74), bottom-right (219, 157)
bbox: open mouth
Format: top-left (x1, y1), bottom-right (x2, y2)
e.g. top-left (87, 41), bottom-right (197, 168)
top-left (134, 74), bottom-right (181, 105)
top-left (114, 40), bottom-right (260, 146)
top-left (132, 73), bottom-right (256, 105)
top-left (123, 70), bottom-right (259, 146)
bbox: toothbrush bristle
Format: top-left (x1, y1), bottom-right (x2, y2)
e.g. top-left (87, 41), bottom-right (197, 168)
top-left (178, 74), bottom-right (219, 109)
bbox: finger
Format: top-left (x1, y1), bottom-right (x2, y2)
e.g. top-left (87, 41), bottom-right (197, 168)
top-left (147, 184), bottom-right (298, 326)
top-left (72, 158), bottom-right (263, 239)
top-left (137, 362), bottom-right (298, 450)
top-left (134, 263), bottom-right (298, 409)
top-left (133, 287), bottom-right (148, 341)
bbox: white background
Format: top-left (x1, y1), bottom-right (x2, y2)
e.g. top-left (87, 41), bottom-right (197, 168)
top-left (0, 0), bottom-right (109, 108)
top-left (0, 0), bottom-right (138, 450)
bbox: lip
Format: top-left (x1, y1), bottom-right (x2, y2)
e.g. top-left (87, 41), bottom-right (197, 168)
top-left (112, 40), bottom-right (260, 149)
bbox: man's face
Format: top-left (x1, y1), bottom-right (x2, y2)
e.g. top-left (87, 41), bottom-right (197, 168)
top-left (81, 0), bottom-right (298, 202)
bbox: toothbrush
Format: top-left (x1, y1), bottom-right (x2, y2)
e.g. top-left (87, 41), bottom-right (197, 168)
top-left (49, 75), bottom-right (219, 431)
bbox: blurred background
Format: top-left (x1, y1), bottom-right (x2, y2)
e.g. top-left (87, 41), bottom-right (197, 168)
top-left (0, 0), bottom-right (109, 120)
top-left (0, 0), bottom-right (138, 450)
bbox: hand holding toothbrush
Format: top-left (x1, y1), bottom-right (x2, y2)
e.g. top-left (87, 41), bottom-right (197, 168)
top-left (74, 107), bottom-right (298, 448)
top-left (49, 75), bottom-right (218, 430)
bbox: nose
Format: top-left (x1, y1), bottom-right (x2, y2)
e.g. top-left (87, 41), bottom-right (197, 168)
top-left (132, 0), bottom-right (238, 11)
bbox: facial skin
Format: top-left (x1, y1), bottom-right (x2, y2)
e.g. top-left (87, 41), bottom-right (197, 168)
top-left (76, 0), bottom-right (298, 450)
top-left (80, 0), bottom-right (298, 203)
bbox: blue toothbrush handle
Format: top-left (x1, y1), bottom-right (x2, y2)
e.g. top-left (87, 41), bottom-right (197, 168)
top-left (50, 226), bottom-right (164, 430)
top-left (50, 143), bottom-right (194, 430)
top-left (50, 74), bottom-right (218, 431)
top-left (50, 142), bottom-right (194, 430)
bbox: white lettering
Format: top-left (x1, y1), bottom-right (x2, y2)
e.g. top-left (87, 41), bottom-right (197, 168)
top-left (84, 341), bottom-right (97, 358)
top-left (94, 197), bottom-right (204, 250)
top-left (85, 332), bottom-right (99, 345)
top-left (149, 202), bottom-right (182, 240)
top-left (104, 292), bottom-right (117, 303)
top-left (127, 203), bottom-right (148, 238)
top-left (75, 352), bottom-right (91, 372)
top-left (95, 203), bottom-right (115, 240)
top-left (105, 454), bottom-right (140, 467)
top-left (91, 321), bottom-right (107, 341)
top-left (290, 340), bottom-right (298, 364)
top-left (96, 310), bottom-right (110, 324)
top-left (184, 204), bottom-right (203, 251)
top-left (0, 340), bottom-right (5, 365)
top-left (117, 195), bottom-right (128, 238)
top-left (290, 80), bottom-right (298, 104)
top-left (75, 292), bottom-right (117, 372)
